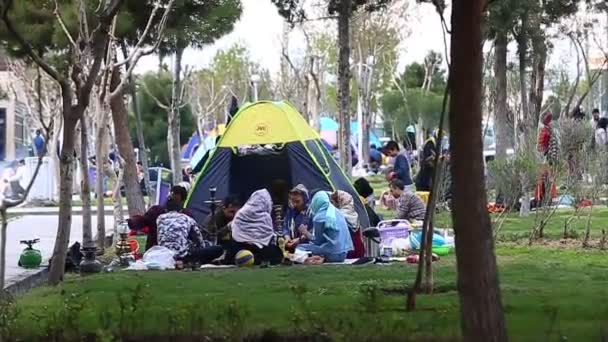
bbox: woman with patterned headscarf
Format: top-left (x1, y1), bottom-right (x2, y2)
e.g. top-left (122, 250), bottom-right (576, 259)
top-left (283, 184), bottom-right (313, 250)
top-left (297, 192), bottom-right (353, 264)
top-left (225, 189), bottom-right (282, 265)
top-left (330, 190), bottom-right (365, 258)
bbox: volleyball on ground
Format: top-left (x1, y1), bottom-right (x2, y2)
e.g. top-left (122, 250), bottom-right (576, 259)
top-left (235, 249), bottom-right (255, 267)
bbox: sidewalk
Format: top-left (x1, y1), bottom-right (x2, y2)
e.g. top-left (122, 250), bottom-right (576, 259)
top-left (2, 215), bottom-right (115, 289)
top-left (11, 206), bottom-right (128, 216)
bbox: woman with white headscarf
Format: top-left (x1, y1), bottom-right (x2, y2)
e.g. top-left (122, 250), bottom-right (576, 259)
top-left (225, 189), bottom-right (282, 265)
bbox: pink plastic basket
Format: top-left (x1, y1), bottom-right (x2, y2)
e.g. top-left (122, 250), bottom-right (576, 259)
top-left (377, 220), bottom-right (411, 248)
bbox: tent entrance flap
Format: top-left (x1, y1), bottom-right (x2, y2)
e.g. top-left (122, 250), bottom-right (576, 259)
top-left (229, 148), bottom-right (292, 203)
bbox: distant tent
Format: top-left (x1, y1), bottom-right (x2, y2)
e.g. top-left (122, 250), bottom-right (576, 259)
top-left (181, 133), bottom-right (200, 162)
top-left (185, 101), bottom-right (369, 227)
top-left (319, 116), bottom-right (382, 148)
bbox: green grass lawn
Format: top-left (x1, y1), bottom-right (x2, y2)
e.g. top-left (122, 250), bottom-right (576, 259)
top-left (8, 246), bottom-right (608, 341)
top-left (6, 176), bottom-right (608, 340)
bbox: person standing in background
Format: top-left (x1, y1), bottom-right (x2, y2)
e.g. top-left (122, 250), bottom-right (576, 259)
top-left (383, 141), bottom-right (414, 191)
top-left (592, 108), bottom-right (600, 129)
top-left (415, 131), bottom-right (437, 192)
top-left (405, 125), bottom-right (417, 151)
top-left (33, 129), bottom-right (45, 157)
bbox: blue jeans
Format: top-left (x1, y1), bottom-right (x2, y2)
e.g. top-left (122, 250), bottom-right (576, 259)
top-left (298, 244), bottom-right (348, 263)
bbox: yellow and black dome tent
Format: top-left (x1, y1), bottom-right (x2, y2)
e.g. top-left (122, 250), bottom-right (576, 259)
top-left (185, 101), bottom-right (369, 228)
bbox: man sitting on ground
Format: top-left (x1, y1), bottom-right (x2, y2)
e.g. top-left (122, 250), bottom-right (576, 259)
top-left (203, 195), bottom-right (242, 246)
top-left (390, 179), bottom-right (426, 222)
top-left (157, 198), bottom-right (223, 267)
top-left (128, 185), bottom-right (193, 250)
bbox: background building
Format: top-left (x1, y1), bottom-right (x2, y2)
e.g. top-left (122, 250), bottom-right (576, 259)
top-left (0, 53), bottom-right (32, 163)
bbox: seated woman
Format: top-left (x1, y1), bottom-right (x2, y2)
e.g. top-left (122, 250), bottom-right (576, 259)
top-left (157, 198), bottom-right (223, 267)
top-left (297, 192), bottom-right (353, 264)
top-left (283, 184), bottom-right (312, 251)
top-left (354, 177), bottom-right (376, 210)
top-left (353, 178), bottom-right (382, 227)
top-left (128, 185), bottom-right (193, 250)
top-left (225, 189), bottom-right (283, 265)
top-left (330, 190), bottom-right (365, 258)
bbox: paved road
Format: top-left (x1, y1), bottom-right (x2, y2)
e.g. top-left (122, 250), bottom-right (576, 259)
top-left (2, 215), bottom-right (114, 288)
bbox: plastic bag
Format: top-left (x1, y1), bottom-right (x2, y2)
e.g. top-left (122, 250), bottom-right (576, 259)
top-left (409, 231), bottom-right (446, 250)
top-left (125, 260), bottom-right (148, 271)
top-left (142, 246), bottom-right (175, 270)
top-left (291, 248), bottom-right (311, 264)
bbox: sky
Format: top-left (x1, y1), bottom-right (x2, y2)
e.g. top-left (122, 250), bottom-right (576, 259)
top-left (135, 0), bottom-right (446, 75)
top-left (135, 0), bottom-right (607, 91)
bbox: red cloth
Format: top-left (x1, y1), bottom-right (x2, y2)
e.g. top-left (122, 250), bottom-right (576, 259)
top-left (534, 169), bottom-right (557, 202)
top-left (537, 127), bottom-right (551, 154)
top-left (347, 229), bottom-right (365, 259)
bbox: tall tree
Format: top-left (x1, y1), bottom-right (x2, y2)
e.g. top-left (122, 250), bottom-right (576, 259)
top-left (273, 0), bottom-right (392, 174)
top-left (351, 1), bottom-right (404, 167)
top-left (136, 71), bottom-right (196, 167)
top-left (381, 58), bottom-right (447, 139)
top-left (0, 0), bottom-right (174, 283)
top-left (189, 43), bottom-right (272, 134)
top-left (451, 0), bottom-right (507, 340)
top-left (0, 0), bottom-right (126, 284)
top-left (152, 0), bottom-right (242, 184)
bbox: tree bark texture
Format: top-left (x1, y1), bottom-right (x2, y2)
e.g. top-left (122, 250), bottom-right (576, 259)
top-left (122, 42), bottom-right (154, 204)
top-left (529, 35), bottom-right (547, 131)
top-left (79, 116), bottom-right (93, 248)
top-left (517, 26), bottom-right (529, 147)
top-left (494, 31), bottom-right (509, 161)
top-left (450, 0), bottom-right (508, 340)
top-left (169, 48), bottom-right (184, 185)
top-left (337, 0), bottom-right (353, 175)
top-left (130, 79), bottom-right (154, 204)
top-left (95, 104), bottom-right (110, 252)
top-left (0, 209), bottom-right (7, 290)
top-left (110, 68), bottom-right (145, 216)
top-left (48, 116), bottom-right (78, 285)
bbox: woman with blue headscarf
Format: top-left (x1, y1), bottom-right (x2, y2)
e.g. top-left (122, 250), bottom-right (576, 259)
top-left (297, 192), bottom-right (353, 264)
top-left (283, 184), bottom-right (313, 251)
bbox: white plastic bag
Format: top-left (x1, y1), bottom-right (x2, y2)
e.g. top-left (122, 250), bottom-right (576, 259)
top-left (142, 246), bottom-right (175, 270)
top-left (125, 260), bottom-right (149, 271)
top-left (290, 248), bottom-right (310, 264)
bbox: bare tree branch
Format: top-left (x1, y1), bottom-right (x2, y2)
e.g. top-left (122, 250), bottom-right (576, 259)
top-left (110, 0), bottom-right (176, 98)
top-left (141, 79), bottom-right (170, 110)
top-left (54, 0), bottom-right (78, 50)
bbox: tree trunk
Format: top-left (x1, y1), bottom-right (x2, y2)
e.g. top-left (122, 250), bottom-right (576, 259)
top-left (110, 68), bottom-right (145, 216)
top-left (79, 116), bottom-right (93, 248)
top-left (517, 27), bottom-right (529, 147)
top-left (122, 42), bottom-right (155, 205)
top-left (50, 116), bottom-right (63, 202)
top-left (362, 101), bottom-right (371, 167)
top-left (95, 103), bottom-right (109, 253)
top-left (450, 0), bottom-right (508, 340)
top-left (337, 0), bottom-right (353, 175)
top-left (48, 115), bottom-right (78, 285)
top-left (0, 209), bottom-right (7, 290)
top-left (529, 35), bottom-right (547, 132)
top-left (494, 31), bottom-right (509, 161)
top-left (131, 85), bottom-right (154, 205)
top-left (169, 48), bottom-right (184, 185)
